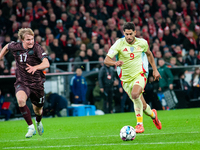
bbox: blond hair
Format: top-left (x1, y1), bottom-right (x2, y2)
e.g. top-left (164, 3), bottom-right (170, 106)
top-left (18, 28), bottom-right (34, 40)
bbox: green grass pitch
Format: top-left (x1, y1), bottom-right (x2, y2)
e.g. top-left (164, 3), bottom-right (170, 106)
top-left (0, 108), bottom-right (200, 150)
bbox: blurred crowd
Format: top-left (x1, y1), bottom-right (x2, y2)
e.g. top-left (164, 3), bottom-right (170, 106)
top-left (0, 0), bottom-right (200, 75)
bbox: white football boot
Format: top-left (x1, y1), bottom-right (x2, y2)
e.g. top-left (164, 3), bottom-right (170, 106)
top-left (36, 121), bottom-right (44, 136)
top-left (25, 125), bottom-right (36, 138)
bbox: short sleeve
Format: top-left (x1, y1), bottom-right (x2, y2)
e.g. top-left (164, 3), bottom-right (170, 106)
top-left (142, 39), bottom-right (148, 53)
top-left (35, 44), bottom-right (48, 61)
top-left (7, 42), bottom-right (19, 52)
top-left (107, 39), bottom-right (121, 58)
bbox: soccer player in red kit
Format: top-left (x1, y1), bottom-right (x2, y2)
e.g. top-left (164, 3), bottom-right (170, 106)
top-left (0, 28), bottom-right (50, 138)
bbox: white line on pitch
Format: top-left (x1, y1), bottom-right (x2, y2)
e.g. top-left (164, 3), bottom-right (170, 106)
top-left (0, 131), bottom-right (199, 143)
top-left (2, 141), bottom-right (200, 149)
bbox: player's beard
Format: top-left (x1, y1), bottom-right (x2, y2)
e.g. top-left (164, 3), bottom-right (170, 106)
top-left (126, 37), bottom-right (135, 44)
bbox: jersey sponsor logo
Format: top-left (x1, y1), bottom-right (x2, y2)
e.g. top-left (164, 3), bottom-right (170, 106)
top-left (123, 48), bottom-right (128, 52)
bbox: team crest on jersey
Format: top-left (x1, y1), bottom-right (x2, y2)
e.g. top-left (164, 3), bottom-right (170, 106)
top-left (137, 45), bottom-right (141, 51)
top-left (123, 48), bottom-right (128, 52)
top-left (130, 47), bottom-right (134, 52)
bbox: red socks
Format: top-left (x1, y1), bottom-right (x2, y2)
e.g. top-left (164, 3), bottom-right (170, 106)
top-left (19, 105), bottom-right (33, 125)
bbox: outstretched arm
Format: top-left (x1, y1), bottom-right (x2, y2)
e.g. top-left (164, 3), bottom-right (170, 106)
top-left (0, 44), bottom-right (9, 60)
top-left (145, 47), bottom-right (161, 81)
top-left (104, 55), bottom-right (124, 67)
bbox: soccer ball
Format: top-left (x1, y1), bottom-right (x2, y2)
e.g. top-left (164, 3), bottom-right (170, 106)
top-left (120, 125), bottom-right (136, 141)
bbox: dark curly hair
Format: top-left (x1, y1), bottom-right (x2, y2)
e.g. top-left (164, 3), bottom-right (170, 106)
top-left (123, 22), bottom-right (135, 32)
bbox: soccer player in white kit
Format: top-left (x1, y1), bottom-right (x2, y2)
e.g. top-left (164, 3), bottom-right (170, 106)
top-left (104, 22), bottom-right (162, 133)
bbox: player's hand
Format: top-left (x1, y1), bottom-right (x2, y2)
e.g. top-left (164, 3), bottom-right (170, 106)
top-left (115, 61), bottom-right (124, 67)
top-left (75, 95), bottom-right (79, 99)
top-left (153, 70), bottom-right (161, 81)
top-left (26, 63), bottom-right (37, 75)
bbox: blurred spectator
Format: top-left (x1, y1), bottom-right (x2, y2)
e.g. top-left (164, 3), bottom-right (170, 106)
top-left (87, 36), bottom-right (97, 50)
top-left (49, 38), bottom-right (63, 60)
top-left (48, 52), bottom-right (60, 65)
top-left (48, 13), bottom-right (57, 32)
top-left (1, 35), bottom-right (14, 69)
top-left (98, 64), bottom-right (115, 113)
top-left (54, 19), bottom-right (66, 37)
top-left (173, 45), bottom-right (182, 57)
top-left (75, 43), bottom-right (87, 57)
top-left (94, 56), bottom-right (104, 70)
top-left (35, 35), bottom-right (42, 44)
top-left (163, 47), bottom-right (172, 63)
top-left (53, 0), bottom-right (62, 19)
top-left (41, 40), bottom-right (52, 55)
top-left (158, 58), bottom-right (174, 92)
top-left (174, 72), bottom-right (191, 102)
top-left (176, 54), bottom-right (185, 66)
top-left (183, 31), bottom-right (197, 51)
top-left (14, 1), bottom-right (25, 22)
top-left (168, 57), bottom-right (178, 67)
top-left (58, 33), bottom-right (67, 52)
top-left (57, 53), bottom-right (69, 71)
top-left (61, 13), bottom-right (72, 29)
top-left (97, 49), bottom-right (106, 59)
top-left (1, 0), bottom-right (13, 19)
top-left (172, 28), bottom-right (181, 45)
top-left (0, 89), bottom-right (12, 121)
top-left (113, 78), bottom-right (123, 113)
top-left (191, 67), bottom-right (200, 99)
top-left (185, 15), bottom-right (195, 31)
top-left (39, 19), bottom-right (48, 38)
top-left (143, 76), bottom-right (162, 110)
top-left (81, 32), bottom-right (90, 46)
top-left (98, 6), bottom-right (110, 24)
top-left (148, 17), bottom-right (157, 38)
top-left (34, 0), bottom-right (47, 15)
top-left (93, 81), bottom-right (104, 111)
top-left (163, 26), bottom-right (173, 46)
top-left (65, 38), bottom-right (77, 60)
top-left (74, 50), bottom-right (88, 71)
top-left (0, 57), bottom-right (9, 75)
top-left (45, 92), bottom-right (68, 117)
top-left (10, 61), bottom-right (16, 75)
top-left (185, 49), bottom-right (200, 65)
top-left (70, 68), bottom-right (87, 104)
top-left (86, 48), bottom-right (98, 70)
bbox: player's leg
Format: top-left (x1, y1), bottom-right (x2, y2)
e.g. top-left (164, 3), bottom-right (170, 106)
top-left (30, 90), bottom-right (45, 136)
top-left (131, 84), bottom-right (144, 133)
top-left (141, 95), bottom-right (162, 130)
top-left (32, 103), bottom-right (44, 136)
top-left (16, 90), bottom-right (36, 138)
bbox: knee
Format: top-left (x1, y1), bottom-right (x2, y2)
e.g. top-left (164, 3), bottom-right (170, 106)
top-left (143, 103), bottom-right (147, 110)
top-left (34, 107), bottom-right (43, 115)
top-left (17, 99), bottom-right (26, 107)
top-left (131, 92), bottom-right (140, 100)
